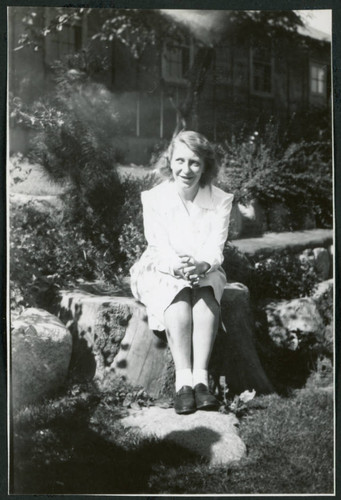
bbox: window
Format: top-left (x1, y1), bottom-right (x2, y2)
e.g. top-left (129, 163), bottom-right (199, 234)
top-left (250, 45), bottom-right (273, 96)
top-left (162, 45), bottom-right (190, 82)
top-left (310, 62), bottom-right (327, 96)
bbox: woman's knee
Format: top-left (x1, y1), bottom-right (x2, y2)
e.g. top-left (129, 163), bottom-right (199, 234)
top-left (164, 287), bottom-right (192, 326)
top-left (193, 286), bottom-right (220, 316)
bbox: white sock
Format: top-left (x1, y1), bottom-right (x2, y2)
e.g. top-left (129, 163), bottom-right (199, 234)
top-left (175, 369), bottom-right (193, 392)
top-left (192, 368), bottom-right (208, 387)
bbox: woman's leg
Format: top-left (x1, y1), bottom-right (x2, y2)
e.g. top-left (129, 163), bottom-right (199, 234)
top-left (164, 287), bottom-right (193, 373)
top-left (164, 287), bottom-right (196, 413)
top-left (192, 286), bottom-right (220, 381)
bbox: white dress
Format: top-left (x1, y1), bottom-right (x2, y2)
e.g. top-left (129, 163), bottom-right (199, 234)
top-left (130, 180), bottom-right (234, 331)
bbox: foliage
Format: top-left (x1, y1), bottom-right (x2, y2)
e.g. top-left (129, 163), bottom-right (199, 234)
top-left (117, 174), bottom-right (157, 273)
top-left (9, 153), bottom-right (32, 187)
top-left (10, 197), bottom-right (130, 315)
top-left (11, 63), bottom-right (134, 278)
top-left (217, 125), bottom-right (332, 229)
top-left (249, 250), bottom-right (319, 302)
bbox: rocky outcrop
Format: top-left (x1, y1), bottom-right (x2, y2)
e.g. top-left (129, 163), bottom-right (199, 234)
top-left (120, 406), bottom-right (246, 465)
top-left (11, 308), bottom-right (72, 411)
top-left (265, 297), bottom-right (325, 351)
top-left (58, 282), bottom-right (274, 398)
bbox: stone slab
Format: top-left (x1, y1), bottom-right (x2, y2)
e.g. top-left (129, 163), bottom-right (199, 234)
top-left (120, 406), bottom-right (246, 466)
top-left (233, 229), bottom-right (333, 257)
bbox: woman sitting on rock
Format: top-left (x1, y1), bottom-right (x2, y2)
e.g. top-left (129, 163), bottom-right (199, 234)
top-left (130, 130), bottom-right (234, 414)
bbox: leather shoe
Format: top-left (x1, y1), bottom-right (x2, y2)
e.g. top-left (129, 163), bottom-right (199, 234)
top-left (194, 383), bottom-right (220, 411)
top-left (174, 386), bottom-right (196, 414)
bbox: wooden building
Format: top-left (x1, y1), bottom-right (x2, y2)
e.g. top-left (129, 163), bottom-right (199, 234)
top-left (8, 8), bottom-right (331, 162)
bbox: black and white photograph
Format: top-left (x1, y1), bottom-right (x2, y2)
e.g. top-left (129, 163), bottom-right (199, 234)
top-left (6, 5), bottom-right (335, 496)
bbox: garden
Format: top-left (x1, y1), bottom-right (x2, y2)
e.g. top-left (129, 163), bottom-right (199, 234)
top-left (9, 8), bottom-right (334, 495)
top-left (10, 76), bottom-right (334, 495)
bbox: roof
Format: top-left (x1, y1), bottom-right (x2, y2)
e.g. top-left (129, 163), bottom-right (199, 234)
top-left (162, 10), bottom-right (331, 45)
top-left (297, 24), bottom-right (331, 42)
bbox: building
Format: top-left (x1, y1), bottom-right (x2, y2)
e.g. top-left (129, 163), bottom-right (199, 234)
top-left (8, 8), bottom-right (331, 162)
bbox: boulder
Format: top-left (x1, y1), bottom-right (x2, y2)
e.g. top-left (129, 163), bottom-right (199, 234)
top-left (11, 308), bottom-right (72, 411)
top-left (312, 279), bottom-right (333, 355)
top-left (58, 283), bottom-right (274, 398)
top-left (313, 247), bottom-right (330, 280)
top-left (229, 200), bottom-right (265, 239)
top-left (265, 298), bottom-right (325, 351)
top-left (120, 406), bottom-right (246, 466)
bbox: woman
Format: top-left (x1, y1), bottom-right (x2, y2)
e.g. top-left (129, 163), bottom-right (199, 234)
top-left (130, 131), bottom-right (234, 414)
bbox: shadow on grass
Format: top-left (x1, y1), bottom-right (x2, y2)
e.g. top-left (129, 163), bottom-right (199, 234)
top-left (11, 405), bottom-right (208, 494)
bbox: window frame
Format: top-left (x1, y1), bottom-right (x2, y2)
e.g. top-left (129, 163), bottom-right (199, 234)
top-left (161, 41), bottom-right (193, 84)
top-left (309, 60), bottom-right (327, 98)
top-left (249, 45), bottom-right (274, 98)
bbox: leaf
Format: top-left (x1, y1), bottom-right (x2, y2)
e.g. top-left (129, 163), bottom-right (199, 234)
top-left (239, 389), bottom-right (256, 403)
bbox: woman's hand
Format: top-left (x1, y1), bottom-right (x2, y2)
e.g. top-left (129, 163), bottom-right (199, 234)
top-left (173, 255), bottom-right (193, 279)
top-left (181, 258), bottom-right (210, 286)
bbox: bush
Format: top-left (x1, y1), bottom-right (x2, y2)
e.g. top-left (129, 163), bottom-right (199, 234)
top-left (216, 124), bottom-right (332, 230)
top-left (11, 62), bottom-right (128, 267)
top-left (249, 250), bottom-right (319, 303)
top-left (118, 174), bottom-right (157, 273)
top-left (10, 201), bottom-right (118, 314)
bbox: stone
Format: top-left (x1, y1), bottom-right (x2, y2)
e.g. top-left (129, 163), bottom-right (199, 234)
top-left (265, 298), bottom-right (325, 351)
top-left (229, 200), bottom-right (265, 239)
top-left (58, 283), bottom-right (274, 398)
top-left (312, 279), bottom-right (333, 355)
top-left (120, 406), bottom-right (246, 466)
top-left (313, 247), bottom-right (330, 280)
top-left (11, 308), bottom-right (72, 411)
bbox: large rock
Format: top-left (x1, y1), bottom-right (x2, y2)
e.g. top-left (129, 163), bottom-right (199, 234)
top-left (58, 283), bottom-right (274, 398)
top-left (265, 298), bottom-right (325, 351)
top-left (312, 279), bottom-right (333, 355)
top-left (120, 407), bottom-right (246, 465)
top-left (11, 308), bottom-right (72, 411)
top-left (229, 200), bottom-right (265, 239)
top-left (313, 247), bottom-right (330, 280)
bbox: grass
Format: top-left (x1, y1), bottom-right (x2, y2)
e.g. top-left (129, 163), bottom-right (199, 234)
top-left (11, 378), bottom-right (334, 495)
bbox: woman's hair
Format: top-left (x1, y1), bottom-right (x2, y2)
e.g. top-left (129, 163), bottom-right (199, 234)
top-left (155, 130), bottom-right (218, 187)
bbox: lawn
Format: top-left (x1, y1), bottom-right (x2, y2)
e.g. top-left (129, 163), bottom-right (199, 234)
top-left (11, 379), bottom-right (334, 495)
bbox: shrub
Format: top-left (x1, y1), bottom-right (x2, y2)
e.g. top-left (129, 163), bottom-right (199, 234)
top-left (249, 250), bottom-right (319, 303)
top-left (117, 173), bottom-right (157, 273)
top-left (216, 124), bottom-right (332, 230)
top-left (11, 63), bottom-right (128, 267)
top-left (10, 201), bottom-right (118, 313)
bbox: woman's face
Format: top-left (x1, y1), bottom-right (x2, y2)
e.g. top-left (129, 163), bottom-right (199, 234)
top-left (170, 141), bottom-right (205, 191)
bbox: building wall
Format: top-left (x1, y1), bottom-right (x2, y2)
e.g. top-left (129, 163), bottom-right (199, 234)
top-left (8, 8), bottom-right (331, 160)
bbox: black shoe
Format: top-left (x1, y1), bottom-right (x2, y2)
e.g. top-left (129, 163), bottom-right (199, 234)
top-left (174, 386), bottom-right (196, 414)
top-left (194, 383), bottom-right (220, 411)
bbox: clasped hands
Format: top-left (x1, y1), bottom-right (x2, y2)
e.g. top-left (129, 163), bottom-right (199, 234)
top-left (173, 255), bottom-right (210, 286)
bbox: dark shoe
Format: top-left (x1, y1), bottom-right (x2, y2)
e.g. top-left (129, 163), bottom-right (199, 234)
top-left (174, 386), bottom-right (196, 414)
top-left (194, 383), bottom-right (220, 411)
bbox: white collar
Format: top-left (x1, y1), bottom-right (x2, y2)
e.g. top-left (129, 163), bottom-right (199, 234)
top-left (167, 181), bottom-right (214, 210)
